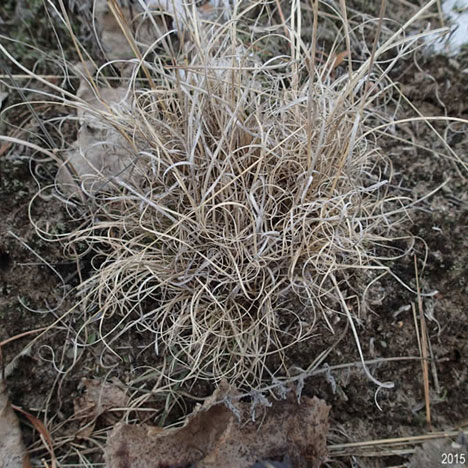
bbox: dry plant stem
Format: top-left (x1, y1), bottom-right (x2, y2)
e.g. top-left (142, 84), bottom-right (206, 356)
top-left (0, 136), bottom-right (61, 164)
top-left (107, 0), bottom-right (156, 90)
top-left (0, 74), bottom-right (149, 80)
top-left (332, 275), bottom-right (393, 390)
top-left (306, 0), bottom-right (319, 172)
top-left (376, 80), bottom-right (468, 173)
top-left (0, 327), bottom-right (47, 380)
top-left (0, 58), bottom-right (57, 149)
top-left (335, 0), bottom-right (439, 107)
top-left (53, 0), bottom-right (100, 95)
top-left (274, 0), bottom-right (291, 42)
top-left (338, 0), bottom-right (353, 82)
top-left (230, 356), bottom-right (422, 401)
top-left (414, 256), bottom-right (431, 428)
top-left (328, 428), bottom-right (468, 456)
top-left (426, 331), bottom-right (440, 395)
top-left (12, 405), bottom-right (57, 468)
top-left (0, 328), bottom-right (48, 349)
top-left (435, 0), bottom-right (445, 27)
top-left (359, 0), bottom-right (387, 109)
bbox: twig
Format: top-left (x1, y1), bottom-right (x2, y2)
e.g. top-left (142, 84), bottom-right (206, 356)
top-left (328, 428), bottom-right (468, 457)
top-left (0, 327), bottom-right (48, 348)
top-left (12, 405), bottom-right (57, 468)
top-left (414, 255), bottom-right (431, 429)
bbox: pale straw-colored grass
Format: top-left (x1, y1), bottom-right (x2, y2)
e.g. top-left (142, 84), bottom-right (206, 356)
top-left (1, 0), bottom-right (451, 409)
top-left (5, 1), bottom-right (467, 466)
top-left (49, 1), bottom-right (407, 394)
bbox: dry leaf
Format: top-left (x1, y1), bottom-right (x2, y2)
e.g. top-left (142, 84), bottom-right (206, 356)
top-left (13, 405), bottom-right (55, 468)
top-left (331, 51), bottom-right (348, 70)
top-left (57, 68), bottom-right (140, 194)
top-left (0, 381), bottom-right (29, 468)
top-left (105, 388), bottom-right (329, 468)
top-left (93, 0), bottom-right (169, 61)
top-left (74, 378), bottom-right (128, 422)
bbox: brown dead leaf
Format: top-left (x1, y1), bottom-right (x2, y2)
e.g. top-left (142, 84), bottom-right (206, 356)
top-left (95, 0), bottom-right (170, 61)
top-left (57, 69), bottom-right (140, 194)
top-left (0, 381), bottom-right (30, 468)
top-left (330, 51), bottom-right (348, 71)
top-left (74, 378), bottom-right (128, 423)
top-left (13, 405), bottom-right (55, 468)
top-left (105, 388), bottom-right (329, 468)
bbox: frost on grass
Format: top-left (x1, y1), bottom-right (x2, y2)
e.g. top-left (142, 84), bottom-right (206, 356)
top-left (25, 3), bottom-right (415, 396)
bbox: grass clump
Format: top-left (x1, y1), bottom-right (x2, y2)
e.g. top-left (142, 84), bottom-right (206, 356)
top-left (1, 0), bottom-right (430, 401)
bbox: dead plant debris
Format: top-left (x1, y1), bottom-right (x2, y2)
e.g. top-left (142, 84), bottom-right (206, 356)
top-left (0, 381), bottom-right (29, 468)
top-left (105, 387), bottom-right (329, 468)
top-left (74, 378), bottom-right (128, 420)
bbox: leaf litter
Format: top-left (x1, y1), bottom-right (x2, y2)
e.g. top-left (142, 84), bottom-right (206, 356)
top-left (0, 380), bottom-right (29, 468)
top-left (73, 378), bottom-right (129, 438)
top-left (105, 385), bottom-right (330, 468)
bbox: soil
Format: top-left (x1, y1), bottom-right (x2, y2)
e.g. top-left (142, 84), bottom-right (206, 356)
top-left (0, 2), bottom-right (467, 468)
